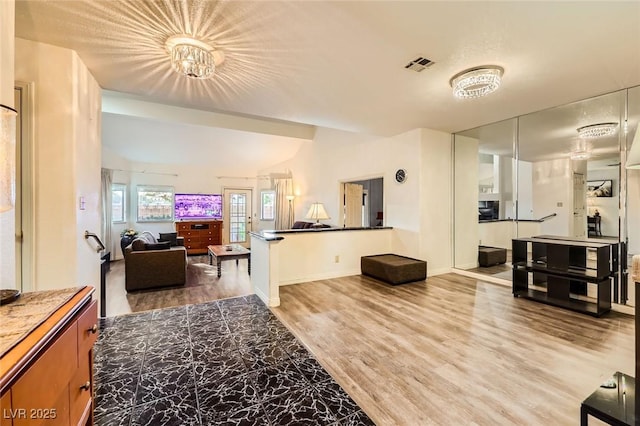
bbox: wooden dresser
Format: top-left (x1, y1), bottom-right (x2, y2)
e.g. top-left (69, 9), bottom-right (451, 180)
top-left (176, 220), bottom-right (222, 255)
top-left (0, 286), bottom-right (97, 426)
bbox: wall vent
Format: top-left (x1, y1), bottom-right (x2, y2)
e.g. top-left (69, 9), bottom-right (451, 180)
top-left (405, 56), bottom-right (434, 72)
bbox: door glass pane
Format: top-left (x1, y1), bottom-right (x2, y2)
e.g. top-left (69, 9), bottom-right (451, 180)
top-left (230, 193), bottom-right (247, 243)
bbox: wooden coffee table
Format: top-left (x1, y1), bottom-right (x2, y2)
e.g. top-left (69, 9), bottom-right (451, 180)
top-left (208, 245), bottom-right (251, 278)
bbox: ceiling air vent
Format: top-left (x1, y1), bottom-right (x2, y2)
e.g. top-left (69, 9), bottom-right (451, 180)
top-left (405, 56), bottom-right (434, 72)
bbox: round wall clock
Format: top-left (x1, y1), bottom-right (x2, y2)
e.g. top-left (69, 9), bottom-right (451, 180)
top-left (395, 169), bottom-right (407, 183)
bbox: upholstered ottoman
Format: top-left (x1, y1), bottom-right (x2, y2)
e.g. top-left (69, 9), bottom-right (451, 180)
top-left (361, 254), bottom-right (427, 285)
top-left (478, 246), bottom-right (507, 267)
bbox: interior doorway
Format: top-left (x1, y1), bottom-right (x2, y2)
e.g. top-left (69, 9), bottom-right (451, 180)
top-left (222, 188), bottom-right (253, 248)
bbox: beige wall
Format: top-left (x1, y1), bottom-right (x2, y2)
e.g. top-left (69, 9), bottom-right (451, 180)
top-left (0, 1), bottom-right (15, 289)
top-left (0, 0), bottom-right (14, 107)
top-left (15, 38), bottom-right (102, 294)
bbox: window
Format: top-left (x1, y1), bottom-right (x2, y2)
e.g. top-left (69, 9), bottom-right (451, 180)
top-left (112, 184), bottom-right (126, 223)
top-left (261, 190), bottom-right (275, 221)
top-left (136, 185), bottom-right (174, 222)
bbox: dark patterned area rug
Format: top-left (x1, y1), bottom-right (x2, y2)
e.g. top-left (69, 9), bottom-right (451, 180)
top-left (94, 294), bottom-right (374, 425)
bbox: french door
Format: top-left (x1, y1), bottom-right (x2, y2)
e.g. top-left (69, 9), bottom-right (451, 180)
top-left (222, 188), bottom-right (253, 248)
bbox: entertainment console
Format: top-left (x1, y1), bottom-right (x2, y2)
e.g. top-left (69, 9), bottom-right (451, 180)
top-left (176, 220), bottom-right (222, 255)
top-left (512, 236), bottom-right (617, 317)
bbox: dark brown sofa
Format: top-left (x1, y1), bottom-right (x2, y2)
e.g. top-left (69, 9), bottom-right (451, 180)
top-left (124, 232), bottom-right (187, 291)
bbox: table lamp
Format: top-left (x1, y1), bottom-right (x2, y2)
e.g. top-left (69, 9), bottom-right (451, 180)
top-left (305, 202), bottom-right (330, 227)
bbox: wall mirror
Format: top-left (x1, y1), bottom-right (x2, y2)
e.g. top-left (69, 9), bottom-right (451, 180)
top-left (453, 85), bottom-right (638, 307)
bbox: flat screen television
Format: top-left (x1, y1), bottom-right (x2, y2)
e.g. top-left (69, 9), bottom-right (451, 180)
top-left (174, 193), bottom-right (223, 220)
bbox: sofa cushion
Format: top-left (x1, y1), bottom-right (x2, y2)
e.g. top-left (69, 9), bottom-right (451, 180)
top-left (159, 232), bottom-right (178, 246)
top-left (145, 241), bottom-right (172, 250)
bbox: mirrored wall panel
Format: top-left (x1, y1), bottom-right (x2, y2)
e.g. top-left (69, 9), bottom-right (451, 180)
top-left (454, 118), bottom-right (515, 276)
top-left (453, 86), bottom-right (636, 304)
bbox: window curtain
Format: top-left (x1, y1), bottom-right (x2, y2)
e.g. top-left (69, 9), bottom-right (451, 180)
top-left (273, 177), bottom-right (293, 230)
top-left (101, 168), bottom-right (113, 260)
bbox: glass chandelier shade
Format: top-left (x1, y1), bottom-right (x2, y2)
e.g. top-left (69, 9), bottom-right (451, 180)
top-left (577, 123), bottom-right (618, 139)
top-left (570, 139), bottom-right (591, 160)
top-left (165, 35), bottom-right (224, 80)
top-left (0, 104), bottom-right (17, 212)
top-left (450, 66), bottom-right (504, 99)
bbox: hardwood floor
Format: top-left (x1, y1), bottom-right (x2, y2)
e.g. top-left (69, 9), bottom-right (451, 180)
top-left (105, 255), bottom-right (253, 317)
top-left (272, 273), bottom-right (634, 425)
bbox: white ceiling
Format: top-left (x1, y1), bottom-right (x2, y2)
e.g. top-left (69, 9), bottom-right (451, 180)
top-left (14, 1), bottom-right (640, 168)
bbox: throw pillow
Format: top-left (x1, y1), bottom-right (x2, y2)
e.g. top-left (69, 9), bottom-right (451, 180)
top-left (139, 231), bottom-right (157, 244)
top-left (159, 232), bottom-right (178, 246)
top-left (131, 237), bottom-right (147, 251)
top-left (145, 241), bottom-right (171, 250)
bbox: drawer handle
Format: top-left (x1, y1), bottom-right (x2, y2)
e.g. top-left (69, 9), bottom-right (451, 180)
top-left (80, 381), bottom-right (91, 391)
top-left (88, 324), bottom-right (98, 334)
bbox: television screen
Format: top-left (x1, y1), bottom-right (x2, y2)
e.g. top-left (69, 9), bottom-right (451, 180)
top-left (174, 193), bottom-right (223, 220)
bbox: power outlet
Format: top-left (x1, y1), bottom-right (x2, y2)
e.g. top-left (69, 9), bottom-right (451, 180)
top-left (334, 255), bottom-right (340, 263)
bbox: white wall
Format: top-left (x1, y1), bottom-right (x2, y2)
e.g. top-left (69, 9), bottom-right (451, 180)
top-left (532, 158), bottom-right (572, 236)
top-left (628, 169), bottom-right (640, 255)
top-left (587, 167), bottom-right (619, 237)
top-left (454, 135), bottom-right (479, 269)
top-left (516, 160), bottom-right (533, 220)
top-left (419, 128), bottom-right (453, 275)
top-left (277, 229), bottom-right (393, 285)
top-left (259, 126), bottom-right (454, 276)
top-left (15, 38), bottom-right (102, 294)
top-left (0, 0), bottom-right (15, 289)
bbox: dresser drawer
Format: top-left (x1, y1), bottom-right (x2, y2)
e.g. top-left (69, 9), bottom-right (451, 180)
top-left (180, 230), bottom-right (199, 237)
top-left (69, 352), bottom-right (92, 426)
top-left (12, 323), bottom-right (77, 426)
top-left (176, 223), bottom-right (190, 231)
top-left (77, 301), bottom-right (98, 355)
top-left (1, 391), bottom-right (12, 426)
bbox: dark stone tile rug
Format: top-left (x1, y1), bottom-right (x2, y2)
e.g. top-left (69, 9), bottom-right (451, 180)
top-left (94, 295), bottom-right (374, 426)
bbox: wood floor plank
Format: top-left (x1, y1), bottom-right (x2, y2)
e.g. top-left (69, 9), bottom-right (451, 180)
top-left (105, 255), bottom-right (252, 316)
top-left (272, 273), bottom-right (634, 425)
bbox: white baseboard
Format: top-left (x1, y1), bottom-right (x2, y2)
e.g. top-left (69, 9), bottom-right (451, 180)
top-left (279, 269), bottom-right (361, 286)
top-left (254, 287), bottom-right (280, 307)
top-left (428, 267), bottom-right (452, 277)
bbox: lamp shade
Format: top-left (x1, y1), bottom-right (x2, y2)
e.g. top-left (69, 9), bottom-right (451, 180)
top-left (627, 127), bottom-right (640, 169)
top-left (0, 104), bottom-right (17, 213)
top-left (305, 202), bottom-right (330, 222)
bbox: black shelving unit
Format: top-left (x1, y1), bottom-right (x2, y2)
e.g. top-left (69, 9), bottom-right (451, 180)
top-left (512, 237), bottom-right (617, 317)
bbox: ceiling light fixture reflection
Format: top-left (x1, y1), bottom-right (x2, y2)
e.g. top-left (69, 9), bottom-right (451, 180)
top-left (570, 139), bottom-right (591, 160)
top-left (449, 66), bottom-right (504, 99)
top-left (577, 122), bottom-right (618, 139)
top-left (570, 150), bottom-right (591, 160)
top-left (165, 35), bottom-right (225, 79)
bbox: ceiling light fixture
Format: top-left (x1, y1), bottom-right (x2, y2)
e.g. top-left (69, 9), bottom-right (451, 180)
top-left (577, 122), bottom-right (618, 139)
top-left (449, 66), bottom-right (504, 99)
top-left (165, 35), bottom-right (224, 79)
